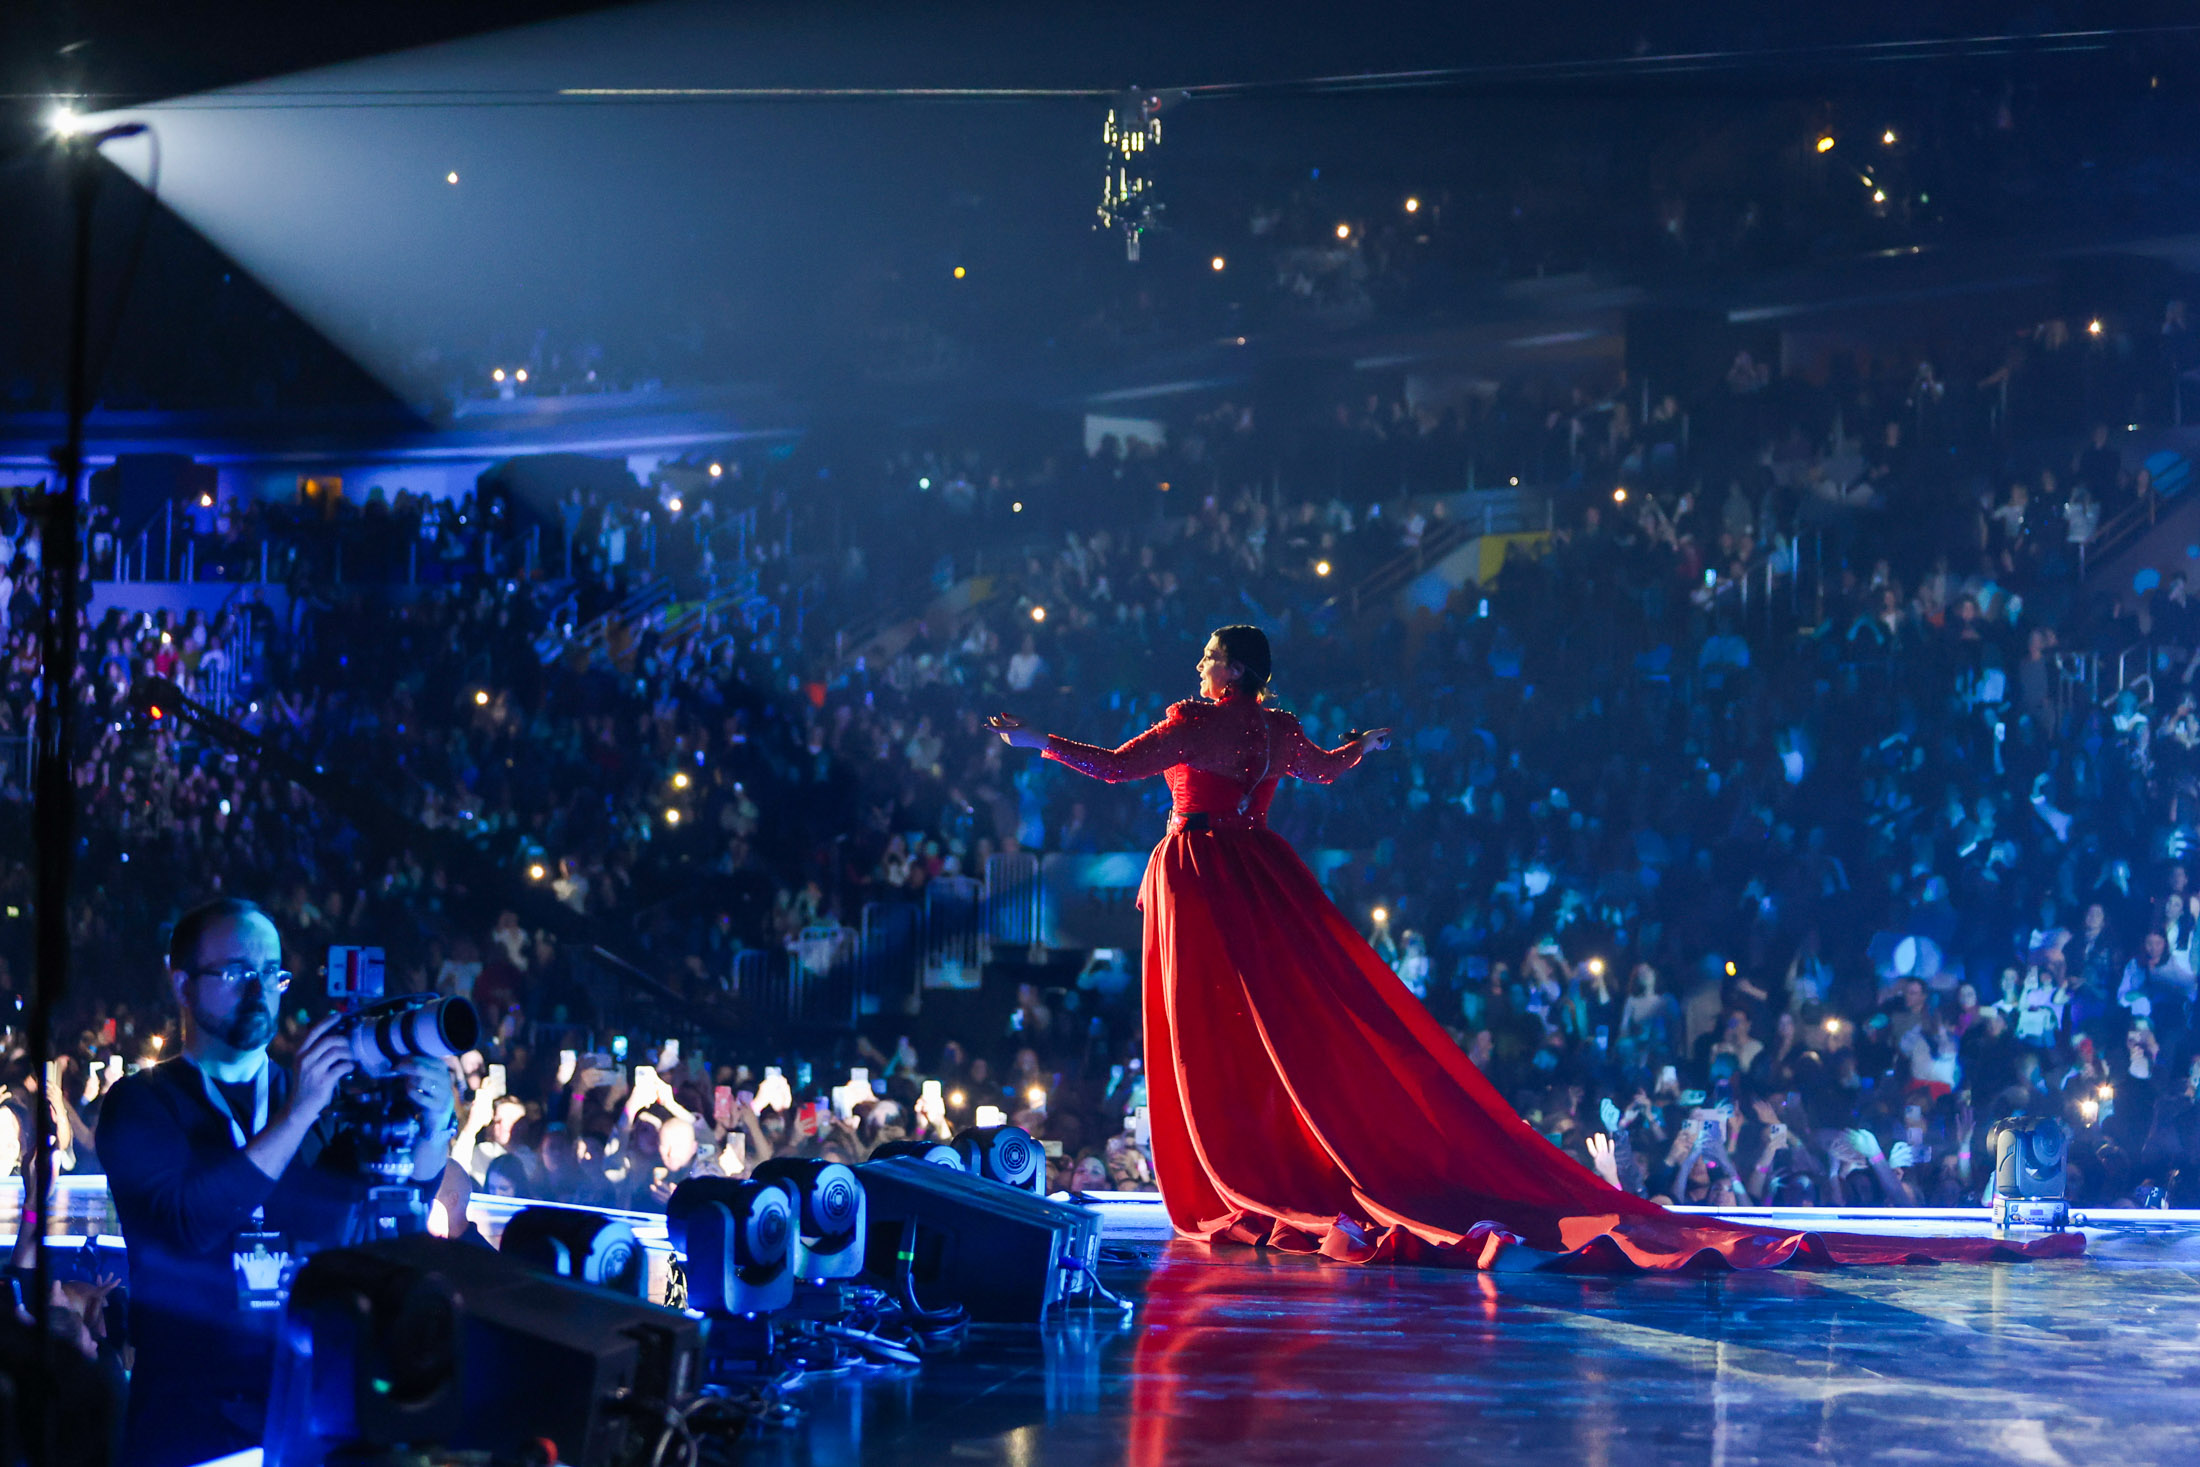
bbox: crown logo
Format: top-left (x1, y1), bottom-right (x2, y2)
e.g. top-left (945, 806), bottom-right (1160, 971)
top-left (238, 1244), bottom-right (289, 1292)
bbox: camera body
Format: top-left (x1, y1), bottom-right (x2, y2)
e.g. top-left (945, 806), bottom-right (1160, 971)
top-left (325, 991), bottom-right (480, 1183)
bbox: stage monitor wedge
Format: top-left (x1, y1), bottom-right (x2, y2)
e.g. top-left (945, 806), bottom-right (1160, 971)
top-left (265, 1234), bottom-right (699, 1467)
top-left (857, 1156), bottom-right (1103, 1323)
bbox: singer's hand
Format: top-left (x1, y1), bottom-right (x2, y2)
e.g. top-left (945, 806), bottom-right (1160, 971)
top-left (1350, 728), bottom-right (1394, 754)
top-left (988, 714), bottom-right (1046, 749)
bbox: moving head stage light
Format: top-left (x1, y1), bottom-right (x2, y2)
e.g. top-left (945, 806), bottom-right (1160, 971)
top-left (665, 1176), bottom-right (797, 1319)
top-left (500, 1206), bottom-right (650, 1297)
top-left (1990, 1116), bottom-right (2071, 1231)
top-left (752, 1159), bottom-right (866, 1282)
top-left (868, 1139), bottom-right (964, 1169)
top-left (952, 1125), bottom-right (1044, 1193)
top-left (265, 1235), bottom-right (698, 1467)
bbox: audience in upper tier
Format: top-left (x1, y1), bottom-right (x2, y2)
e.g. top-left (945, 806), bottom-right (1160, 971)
top-left (8, 300), bottom-right (2200, 1227)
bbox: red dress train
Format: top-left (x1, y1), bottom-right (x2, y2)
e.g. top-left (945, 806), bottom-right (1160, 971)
top-left (1043, 689), bottom-right (2081, 1270)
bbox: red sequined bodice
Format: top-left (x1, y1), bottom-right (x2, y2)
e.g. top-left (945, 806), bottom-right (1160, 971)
top-left (1042, 690), bottom-right (1364, 826)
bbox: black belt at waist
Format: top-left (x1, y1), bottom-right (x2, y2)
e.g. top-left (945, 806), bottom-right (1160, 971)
top-left (1168, 810), bottom-right (1267, 835)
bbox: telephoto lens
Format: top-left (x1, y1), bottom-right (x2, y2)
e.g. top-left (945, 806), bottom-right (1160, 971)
top-left (344, 995), bottom-right (481, 1075)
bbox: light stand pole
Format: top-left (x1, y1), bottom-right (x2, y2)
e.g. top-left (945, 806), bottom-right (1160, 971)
top-left (26, 116), bottom-right (142, 1466)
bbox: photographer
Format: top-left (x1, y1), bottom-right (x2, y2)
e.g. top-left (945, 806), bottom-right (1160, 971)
top-left (99, 898), bottom-right (454, 1467)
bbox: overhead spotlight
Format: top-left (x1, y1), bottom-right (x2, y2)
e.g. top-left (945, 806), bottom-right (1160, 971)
top-left (2088, 318), bottom-right (2104, 336)
top-left (48, 105), bottom-right (86, 137)
top-left (708, 462), bottom-right (724, 477)
top-left (515, 368), bottom-right (528, 383)
top-left (1881, 129), bottom-right (1897, 146)
top-left (1816, 135), bottom-right (1836, 153)
top-left (1211, 255), bottom-right (1227, 271)
top-left (1012, 501), bottom-right (1024, 512)
top-left (1404, 196), bottom-right (1421, 213)
top-left (1335, 222), bottom-right (1351, 240)
top-left (1871, 189), bottom-right (1886, 204)
top-left (491, 368), bottom-right (506, 382)
top-left (665, 808), bottom-right (681, 825)
top-left (1315, 559), bottom-right (1332, 577)
top-left (953, 265), bottom-right (967, 279)
top-left (1509, 476), bottom-right (1520, 486)
top-left (1030, 605), bottom-right (1047, 622)
top-left (673, 771), bottom-right (690, 789)
top-left (1612, 487), bottom-right (1628, 503)
top-left (446, 171), bottom-right (460, 185)
top-left (474, 690), bottom-right (490, 706)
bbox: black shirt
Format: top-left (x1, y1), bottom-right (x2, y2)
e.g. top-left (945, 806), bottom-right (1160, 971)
top-left (99, 1056), bottom-right (433, 1396)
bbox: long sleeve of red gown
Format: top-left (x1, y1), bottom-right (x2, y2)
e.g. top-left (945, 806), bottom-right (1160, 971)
top-left (1042, 703), bottom-right (1202, 783)
top-left (1041, 699), bottom-right (1364, 787)
top-left (1273, 713), bottom-right (1364, 784)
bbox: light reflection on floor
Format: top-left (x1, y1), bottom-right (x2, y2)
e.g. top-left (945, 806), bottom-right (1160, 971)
top-left (750, 1232), bottom-right (2200, 1467)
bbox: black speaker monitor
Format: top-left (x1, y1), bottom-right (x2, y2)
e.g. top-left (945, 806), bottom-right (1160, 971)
top-left (856, 1156), bottom-right (1102, 1323)
top-left (264, 1235), bottom-right (698, 1467)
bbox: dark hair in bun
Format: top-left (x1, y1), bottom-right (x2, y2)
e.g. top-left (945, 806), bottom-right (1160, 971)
top-left (1211, 625), bottom-right (1273, 697)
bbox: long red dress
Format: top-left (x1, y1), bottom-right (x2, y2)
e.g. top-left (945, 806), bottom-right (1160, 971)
top-left (1043, 688), bottom-right (2081, 1270)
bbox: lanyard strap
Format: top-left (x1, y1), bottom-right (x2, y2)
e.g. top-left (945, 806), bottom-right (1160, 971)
top-left (193, 1055), bottom-right (270, 1149)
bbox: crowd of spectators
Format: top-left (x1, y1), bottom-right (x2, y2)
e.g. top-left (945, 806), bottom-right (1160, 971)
top-left (11, 291), bottom-right (2200, 1229)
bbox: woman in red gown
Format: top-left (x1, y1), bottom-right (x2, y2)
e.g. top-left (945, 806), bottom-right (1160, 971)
top-left (993, 625), bottom-right (2079, 1271)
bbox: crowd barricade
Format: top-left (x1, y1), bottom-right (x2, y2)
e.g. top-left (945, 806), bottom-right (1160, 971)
top-left (787, 921), bottom-right (857, 1026)
top-left (984, 851), bottom-right (1043, 947)
top-left (922, 875), bottom-right (986, 990)
top-left (859, 901), bottom-right (922, 1015)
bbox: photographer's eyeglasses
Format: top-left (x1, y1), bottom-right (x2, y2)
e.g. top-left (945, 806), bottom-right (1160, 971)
top-left (193, 964), bottom-right (292, 992)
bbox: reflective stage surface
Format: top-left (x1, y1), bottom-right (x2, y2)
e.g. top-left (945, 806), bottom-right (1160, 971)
top-left (763, 1232), bottom-right (2200, 1467)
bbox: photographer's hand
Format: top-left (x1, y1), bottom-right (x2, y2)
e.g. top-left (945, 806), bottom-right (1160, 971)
top-left (400, 1059), bottom-right (458, 1182)
top-left (246, 1014), bottom-right (354, 1181)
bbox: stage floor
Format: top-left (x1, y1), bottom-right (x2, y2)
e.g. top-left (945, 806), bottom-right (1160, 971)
top-left (760, 1228), bottom-right (2200, 1467)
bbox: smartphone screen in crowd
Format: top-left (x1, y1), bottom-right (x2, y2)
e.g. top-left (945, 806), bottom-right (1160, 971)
top-left (713, 1085), bottom-right (735, 1128)
top-left (558, 1049), bottom-right (578, 1085)
top-left (487, 1063), bottom-right (506, 1094)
